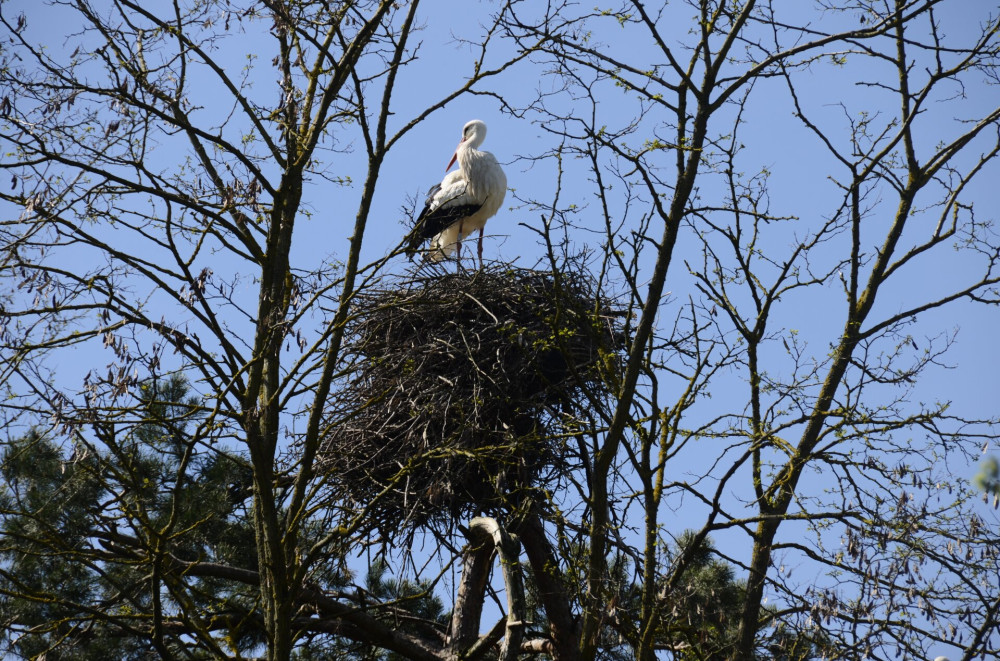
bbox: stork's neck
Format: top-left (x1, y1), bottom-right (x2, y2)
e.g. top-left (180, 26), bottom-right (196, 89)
top-left (456, 140), bottom-right (481, 172)
top-left (456, 146), bottom-right (495, 198)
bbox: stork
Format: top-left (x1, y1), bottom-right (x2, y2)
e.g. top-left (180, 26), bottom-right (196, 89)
top-left (404, 119), bottom-right (507, 265)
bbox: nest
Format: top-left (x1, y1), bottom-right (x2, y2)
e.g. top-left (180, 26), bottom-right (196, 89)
top-left (319, 263), bottom-right (623, 535)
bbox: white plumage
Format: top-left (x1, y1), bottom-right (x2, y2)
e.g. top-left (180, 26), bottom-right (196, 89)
top-left (405, 119), bottom-right (507, 264)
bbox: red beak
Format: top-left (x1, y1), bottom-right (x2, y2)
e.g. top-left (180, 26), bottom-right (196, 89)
top-left (446, 137), bottom-right (467, 171)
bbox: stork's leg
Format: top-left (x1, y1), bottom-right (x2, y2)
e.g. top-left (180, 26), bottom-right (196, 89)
top-left (477, 228), bottom-right (485, 269)
top-left (456, 220), bottom-right (464, 267)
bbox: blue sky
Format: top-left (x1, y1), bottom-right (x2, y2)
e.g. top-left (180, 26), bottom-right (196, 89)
top-left (3, 1), bottom-right (999, 658)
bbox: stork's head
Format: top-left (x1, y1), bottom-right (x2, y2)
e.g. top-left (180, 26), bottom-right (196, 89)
top-left (461, 119), bottom-right (487, 147)
top-left (447, 119), bottom-right (488, 170)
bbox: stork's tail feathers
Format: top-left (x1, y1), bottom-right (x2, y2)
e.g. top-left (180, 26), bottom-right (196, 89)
top-left (403, 214), bottom-right (431, 260)
top-left (403, 229), bottom-right (443, 262)
top-left (403, 231), bottom-right (423, 260)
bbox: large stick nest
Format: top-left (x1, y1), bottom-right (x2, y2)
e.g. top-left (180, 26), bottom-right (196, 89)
top-left (319, 263), bottom-right (624, 535)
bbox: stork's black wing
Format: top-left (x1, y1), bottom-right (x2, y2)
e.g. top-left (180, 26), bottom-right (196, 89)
top-left (404, 183), bottom-right (483, 257)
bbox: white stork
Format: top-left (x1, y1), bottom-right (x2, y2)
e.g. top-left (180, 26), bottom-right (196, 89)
top-left (405, 119), bottom-right (507, 264)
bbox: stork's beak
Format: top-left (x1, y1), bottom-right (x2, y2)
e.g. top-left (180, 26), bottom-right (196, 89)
top-left (446, 137), bottom-right (468, 171)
